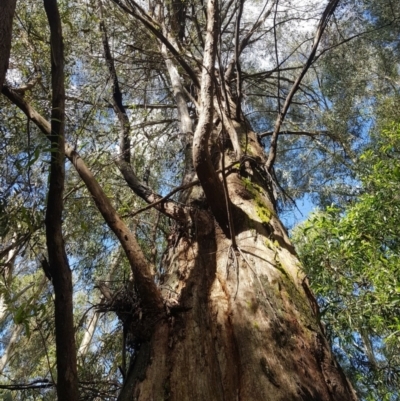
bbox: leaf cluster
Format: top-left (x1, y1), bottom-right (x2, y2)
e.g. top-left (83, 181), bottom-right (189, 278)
top-left (294, 123), bottom-right (400, 400)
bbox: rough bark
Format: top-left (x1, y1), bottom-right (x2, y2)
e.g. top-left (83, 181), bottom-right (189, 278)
top-left (117, 126), bottom-right (358, 401)
top-left (0, 0), bottom-right (17, 88)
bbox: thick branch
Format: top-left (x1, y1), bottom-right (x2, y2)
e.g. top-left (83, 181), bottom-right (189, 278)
top-left (214, 98), bottom-right (242, 158)
top-left (193, 0), bottom-right (231, 235)
top-left (98, 11), bottom-right (189, 223)
top-left (1, 85), bottom-right (163, 311)
top-left (160, 42), bottom-right (194, 186)
top-left (265, 0), bottom-right (340, 172)
top-left (99, 7), bottom-right (130, 164)
top-left (259, 130), bottom-right (329, 139)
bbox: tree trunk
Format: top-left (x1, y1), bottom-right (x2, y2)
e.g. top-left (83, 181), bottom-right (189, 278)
top-left (117, 126), bottom-right (358, 401)
top-left (0, 0), bottom-right (17, 88)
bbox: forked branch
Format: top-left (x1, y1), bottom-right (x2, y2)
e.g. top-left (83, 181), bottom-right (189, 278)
top-left (110, 0), bottom-right (200, 87)
top-left (99, 8), bottom-right (192, 224)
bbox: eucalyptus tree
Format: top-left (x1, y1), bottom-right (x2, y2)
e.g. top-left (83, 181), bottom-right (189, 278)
top-left (0, 0), bottom-right (399, 399)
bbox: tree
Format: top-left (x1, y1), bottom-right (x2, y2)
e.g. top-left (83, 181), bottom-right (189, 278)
top-left (0, 0), bottom-right (399, 399)
top-left (0, 0), bottom-right (17, 88)
top-left (293, 121), bottom-right (400, 400)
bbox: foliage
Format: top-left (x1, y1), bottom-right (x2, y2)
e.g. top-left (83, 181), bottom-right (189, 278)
top-left (293, 123), bottom-right (400, 400)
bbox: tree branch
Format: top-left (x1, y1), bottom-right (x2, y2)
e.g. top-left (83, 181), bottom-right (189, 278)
top-left (110, 0), bottom-right (200, 87)
top-left (234, 0), bottom-right (244, 121)
top-left (98, 8), bottom-right (191, 224)
top-left (1, 84), bottom-right (163, 312)
top-left (224, 0), bottom-right (276, 82)
top-left (193, 0), bottom-right (231, 235)
top-left (0, 0), bottom-right (17, 88)
top-left (265, 0), bottom-right (340, 173)
top-left (259, 130), bottom-right (330, 139)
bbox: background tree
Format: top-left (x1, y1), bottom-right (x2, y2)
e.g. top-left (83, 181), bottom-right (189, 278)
top-left (294, 121), bottom-right (400, 401)
top-left (0, 0), bottom-right (399, 399)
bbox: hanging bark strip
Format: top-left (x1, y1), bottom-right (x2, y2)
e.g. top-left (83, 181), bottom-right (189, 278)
top-left (42, 1), bottom-right (79, 400)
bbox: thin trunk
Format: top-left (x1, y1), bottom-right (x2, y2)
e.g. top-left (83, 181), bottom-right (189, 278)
top-left (0, 0), bottom-right (17, 88)
top-left (78, 312), bottom-right (100, 358)
top-left (1, 85), bottom-right (164, 311)
top-left (0, 324), bottom-right (22, 374)
top-left (0, 276), bottom-right (47, 374)
top-left (78, 250), bottom-right (122, 358)
top-left (161, 43), bottom-right (195, 189)
top-left (43, 1), bottom-right (79, 400)
top-left (0, 235), bottom-right (18, 322)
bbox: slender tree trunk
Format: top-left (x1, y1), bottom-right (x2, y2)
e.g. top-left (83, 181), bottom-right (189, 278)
top-left (0, 276), bottom-right (47, 374)
top-left (43, 0), bottom-right (79, 400)
top-left (78, 250), bottom-right (121, 358)
top-left (0, 0), bottom-right (17, 88)
top-left (0, 325), bottom-right (22, 374)
top-left (0, 235), bottom-right (18, 322)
